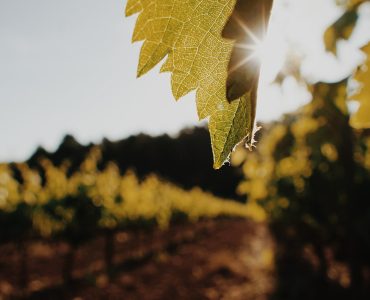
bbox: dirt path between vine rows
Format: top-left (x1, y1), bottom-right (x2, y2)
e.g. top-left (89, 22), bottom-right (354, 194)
top-left (0, 219), bottom-right (275, 300)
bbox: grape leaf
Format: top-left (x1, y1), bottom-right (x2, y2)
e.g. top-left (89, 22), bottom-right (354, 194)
top-left (222, 0), bottom-right (273, 101)
top-left (125, 0), bottom-right (272, 169)
top-left (350, 43), bottom-right (370, 128)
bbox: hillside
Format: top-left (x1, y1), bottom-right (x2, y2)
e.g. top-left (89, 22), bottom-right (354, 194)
top-left (26, 127), bottom-right (243, 200)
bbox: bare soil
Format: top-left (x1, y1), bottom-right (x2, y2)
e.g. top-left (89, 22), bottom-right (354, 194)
top-left (0, 219), bottom-right (275, 300)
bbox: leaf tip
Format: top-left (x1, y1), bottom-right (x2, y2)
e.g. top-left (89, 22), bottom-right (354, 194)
top-left (213, 158), bottom-right (229, 170)
top-left (136, 64), bottom-right (148, 78)
top-left (213, 161), bottom-right (223, 170)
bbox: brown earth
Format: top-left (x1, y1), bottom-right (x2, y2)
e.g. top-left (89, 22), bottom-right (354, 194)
top-left (0, 219), bottom-right (275, 300)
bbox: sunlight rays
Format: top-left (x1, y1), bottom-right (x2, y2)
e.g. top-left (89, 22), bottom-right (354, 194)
top-left (228, 7), bottom-right (269, 75)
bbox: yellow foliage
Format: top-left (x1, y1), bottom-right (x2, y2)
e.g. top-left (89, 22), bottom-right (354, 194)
top-left (0, 164), bottom-right (21, 210)
top-left (277, 197), bottom-right (289, 209)
top-left (351, 43), bottom-right (370, 128)
top-left (0, 150), bottom-right (262, 237)
top-left (40, 159), bottom-right (69, 201)
top-left (291, 117), bottom-right (320, 140)
top-left (324, 9), bottom-right (357, 54)
top-left (259, 124), bottom-right (287, 157)
top-left (17, 163), bottom-right (43, 205)
top-left (100, 170), bottom-right (265, 229)
top-left (321, 143), bottom-right (339, 162)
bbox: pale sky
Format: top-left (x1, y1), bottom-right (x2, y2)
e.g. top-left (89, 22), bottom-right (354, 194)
top-left (0, 0), bottom-right (369, 162)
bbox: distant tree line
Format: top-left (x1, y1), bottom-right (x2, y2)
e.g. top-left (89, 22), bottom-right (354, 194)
top-left (24, 127), bottom-right (244, 200)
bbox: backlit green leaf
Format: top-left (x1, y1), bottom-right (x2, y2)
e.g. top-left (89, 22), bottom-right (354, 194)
top-left (125, 0), bottom-right (272, 168)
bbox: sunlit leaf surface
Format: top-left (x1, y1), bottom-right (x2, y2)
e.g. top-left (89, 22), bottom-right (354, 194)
top-left (125, 0), bottom-right (272, 168)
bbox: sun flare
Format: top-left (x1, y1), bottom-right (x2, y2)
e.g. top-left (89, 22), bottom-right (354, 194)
top-left (230, 3), bottom-right (288, 86)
